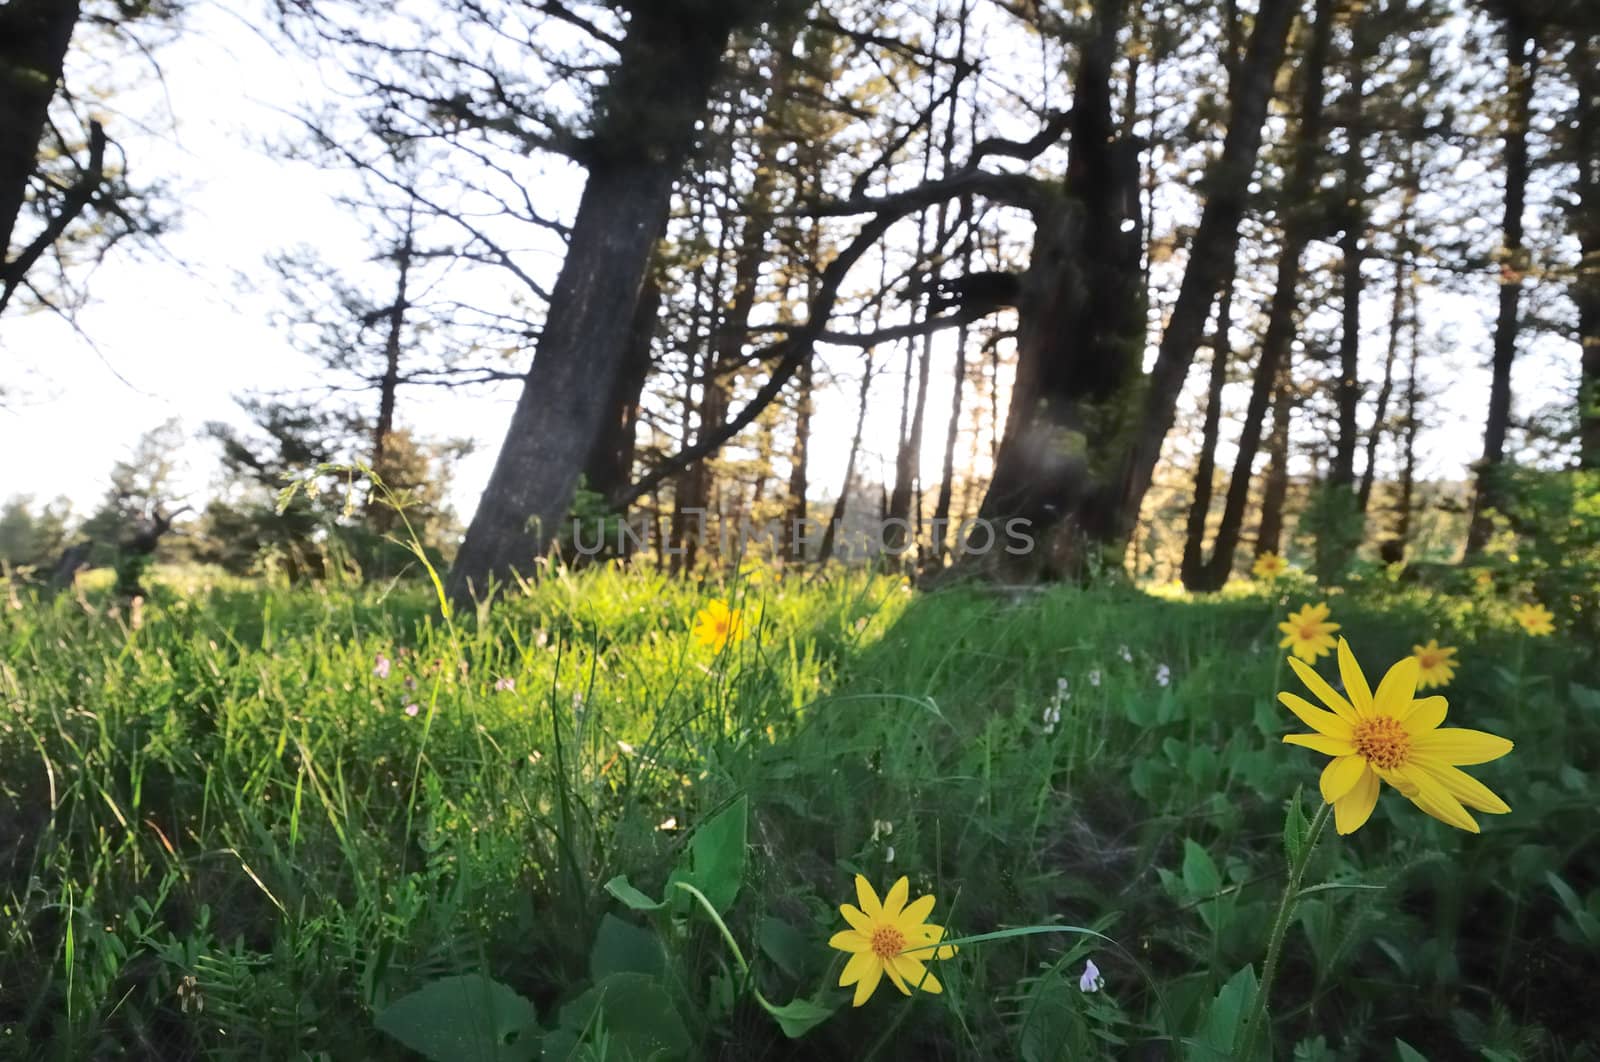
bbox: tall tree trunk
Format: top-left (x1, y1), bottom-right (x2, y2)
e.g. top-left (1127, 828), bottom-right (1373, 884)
top-left (367, 207), bottom-right (414, 532)
top-left (1573, 32), bottom-right (1600, 468)
top-left (1359, 152), bottom-right (1416, 516)
top-left (0, 0), bottom-right (78, 268)
top-left (1330, 26), bottom-right (1366, 494)
top-left (885, 339), bottom-right (918, 550)
top-left (448, 3), bottom-right (745, 602)
top-left (1256, 366), bottom-right (1294, 557)
top-left (582, 274), bottom-right (660, 503)
top-left (1096, 0), bottom-right (1301, 559)
top-left (786, 352), bottom-right (811, 558)
top-left (819, 350), bottom-right (874, 564)
top-left (1179, 275), bottom-right (1235, 589)
top-left (1395, 281), bottom-right (1421, 548)
top-left (1465, 14), bottom-right (1536, 558)
top-left (1193, 0), bottom-right (1334, 588)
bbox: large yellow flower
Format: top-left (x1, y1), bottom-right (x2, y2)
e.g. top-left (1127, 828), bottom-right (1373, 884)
top-left (691, 599), bottom-right (745, 651)
top-left (1410, 639), bottom-right (1458, 689)
top-left (1510, 603), bottom-right (1554, 637)
top-left (1253, 552), bottom-right (1287, 579)
top-left (829, 875), bottom-right (957, 1007)
top-left (1278, 602), bottom-right (1340, 662)
top-left (1280, 638), bottom-right (1513, 835)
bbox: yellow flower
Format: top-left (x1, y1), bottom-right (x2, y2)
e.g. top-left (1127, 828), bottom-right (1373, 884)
top-left (1473, 570), bottom-right (1493, 590)
top-left (1253, 552), bottom-right (1287, 579)
top-left (1280, 638), bottom-right (1513, 835)
top-left (1510, 603), bottom-right (1554, 636)
top-left (829, 875), bottom-right (957, 1007)
top-left (1278, 602), bottom-right (1340, 662)
top-left (691, 600), bottom-right (745, 651)
top-left (1410, 639), bottom-right (1458, 690)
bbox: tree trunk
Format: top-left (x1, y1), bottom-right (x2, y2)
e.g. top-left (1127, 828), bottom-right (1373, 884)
top-left (932, 323), bottom-right (969, 565)
top-left (0, 0), bottom-right (79, 269)
top-left (447, 4), bottom-right (744, 602)
top-left (1179, 275), bottom-right (1234, 589)
top-left (1092, 0), bottom-right (1300, 562)
top-left (371, 205), bottom-right (415, 491)
top-left (819, 350), bottom-right (874, 564)
top-left (582, 274), bottom-right (660, 503)
top-left (1465, 14), bottom-right (1535, 558)
top-left (1573, 32), bottom-right (1600, 468)
top-left (1359, 153), bottom-right (1416, 516)
top-left (1193, 0), bottom-right (1334, 589)
top-left (786, 352), bottom-right (811, 558)
top-left (1395, 281), bottom-right (1421, 549)
top-left (1256, 366), bottom-right (1294, 557)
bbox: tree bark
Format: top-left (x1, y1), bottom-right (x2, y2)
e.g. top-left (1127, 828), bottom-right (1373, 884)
top-left (1395, 281), bottom-right (1421, 548)
top-left (1096, 0), bottom-right (1301, 558)
top-left (1192, 0), bottom-right (1333, 589)
top-left (1465, 14), bottom-right (1535, 558)
top-left (1179, 276), bottom-right (1234, 590)
top-left (818, 350), bottom-right (874, 563)
top-left (1256, 365), bottom-right (1294, 557)
top-left (582, 274), bottom-right (659, 504)
top-left (447, 4), bottom-right (745, 602)
top-left (786, 352), bottom-right (811, 558)
top-left (1359, 152), bottom-right (1416, 516)
top-left (0, 0), bottom-right (79, 271)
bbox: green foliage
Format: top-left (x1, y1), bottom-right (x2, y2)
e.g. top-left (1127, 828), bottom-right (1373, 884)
top-left (0, 567), bottom-right (1593, 1058)
top-left (1481, 465), bottom-right (1600, 638)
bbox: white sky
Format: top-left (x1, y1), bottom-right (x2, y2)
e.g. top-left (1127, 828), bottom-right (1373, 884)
top-left (0, 1), bottom-right (1581, 527)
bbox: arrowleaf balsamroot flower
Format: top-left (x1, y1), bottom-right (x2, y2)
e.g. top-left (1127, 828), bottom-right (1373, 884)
top-left (1511, 602), bottom-right (1554, 637)
top-left (1252, 552), bottom-right (1287, 579)
top-left (829, 875), bottom-right (957, 1006)
top-left (1278, 603), bottom-right (1340, 662)
top-left (1281, 638), bottom-right (1513, 835)
top-left (1410, 639), bottom-right (1458, 690)
top-left (691, 599), bottom-right (745, 651)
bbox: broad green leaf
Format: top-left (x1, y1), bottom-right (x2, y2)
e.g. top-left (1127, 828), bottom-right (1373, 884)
top-left (1394, 1038), bottom-right (1429, 1062)
top-left (765, 995), bottom-right (836, 1038)
top-left (604, 875), bottom-right (664, 912)
top-left (758, 916), bottom-right (815, 980)
top-left (1283, 786), bottom-right (1309, 868)
top-left (1182, 840), bottom-right (1222, 898)
top-left (375, 973), bottom-right (540, 1062)
top-left (668, 795), bottom-right (748, 915)
top-left (589, 914), bottom-right (665, 981)
top-left (560, 972), bottom-right (690, 1061)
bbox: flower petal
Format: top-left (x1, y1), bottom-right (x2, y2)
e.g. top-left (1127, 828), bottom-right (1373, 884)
top-left (1334, 767), bottom-right (1381, 835)
top-left (881, 877), bottom-right (910, 920)
top-left (1411, 728), bottom-right (1514, 766)
top-left (1283, 733), bottom-right (1356, 756)
top-left (1395, 765), bottom-right (1480, 832)
top-left (1286, 656), bottom-right (1358, 721)
top-left (1411, 758), bottom-right (1511, 815)
top-left (912, 924), bottom-right (957, 959)
top-left (1336, 639), bottom-right (1374, 717)
top-left (829, 930), bottom-right (867, 953)
top-left (1372, 656), bottom-right (1420, 718)
top-left (839, 949), bottom-right (875, 987)
top-left (1320, 755), bottom-right (1369, 804)
top-left (897, 893), bottom-right (936, 928)
top-left (882, 957), bottom-right (911, 996)
top-left (1400, 695), bottom-right (1448, 733)
top-left (839, 903), bottom-right (872, 934)
top-left (851, 959), bottom-right (884, 1006)
top-left (855, 875), bottom-right (883, 919)
top-left (891, 954), bottom-right (942, 994)
top-left (1278, 692), bottom-right (1356, 739)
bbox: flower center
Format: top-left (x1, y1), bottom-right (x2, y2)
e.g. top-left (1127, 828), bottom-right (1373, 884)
top-left (1299, 625), bottom-right (1320, 641)
top-left (1353, 716), bottom-right (1411, 770)
top-left (870, 925), bottom-right (906, 960)
top-left (1418, 651), bottom-right (1441, 669)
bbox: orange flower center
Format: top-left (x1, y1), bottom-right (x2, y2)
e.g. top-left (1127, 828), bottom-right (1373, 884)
top-left (870, 925), bottom-right (906, 960)
top-left (1354, 716), bottom-right (1411, 770)
top-left (1299, 625), bottom-right (1320, 641)
top-left (1418, 651), bottom-right (1442, 670)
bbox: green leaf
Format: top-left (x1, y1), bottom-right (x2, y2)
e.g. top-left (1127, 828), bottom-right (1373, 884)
top-left (559, 973), bottom-right (690, 1061)
top-left (604, 875), bottom-right (664, 912)
top-left (1570, 682), bottom-right (1600, 712)
top-left (1283, 786), bottom-right (1309, 868)
top-left (668, 795), bottom-right (748, 915)
top-left (758, 916), bottom-right (816, 980)
top-left (1394, 1038), bottom-right (1430, 1062)
top-left (764, 995), bottom-right (836, 1039)
top-left (375, 974), bottom-right (540, 1062)
top-left (589, 914), bottom-right (665, 981)
top-left (1182, 840), bottom-right (1222, 897)
top-left (1192, 965), bottom-right (1257, 1061)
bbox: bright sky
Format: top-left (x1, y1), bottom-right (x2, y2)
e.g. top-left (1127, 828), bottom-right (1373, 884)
top-left (0, 1), bottom-right (1581, 529)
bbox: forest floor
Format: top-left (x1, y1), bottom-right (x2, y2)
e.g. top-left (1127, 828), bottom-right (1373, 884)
top-left (1, 565), bottom-right (1595, 1060)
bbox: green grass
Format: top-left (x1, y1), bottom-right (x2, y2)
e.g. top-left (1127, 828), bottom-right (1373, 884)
top-left (1, 566), bottom-right (1596, 1059)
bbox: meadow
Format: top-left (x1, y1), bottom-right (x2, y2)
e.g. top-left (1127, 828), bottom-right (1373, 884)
top-left (1, 564), bottom-right (1596, 1060)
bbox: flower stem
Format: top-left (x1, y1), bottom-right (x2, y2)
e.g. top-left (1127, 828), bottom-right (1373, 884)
top-left (1235, 799), bottom-right (1332, 1061)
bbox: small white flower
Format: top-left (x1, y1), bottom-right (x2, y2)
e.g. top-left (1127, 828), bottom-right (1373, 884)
top-left (1119, 645), bottom-right (1132, 663)
top-left (373, 654), bottom-right (391, 680)
top-left (494, 676), bottom-right (515, 692)
top-left (1056, 676), bottom-right (1069, 693)
top-left (1155, 663), bottom-right (1171, 688)
top-left (1088, 669), bottom-right (1102, 687)
top-left (657, 816), bottom-right (678, 831)
top-left (1078, 958), bottom-right (1104, 993)
top-left (884, 845), bottom-right (895, 863)
top-left (403, 703), bottom-right (420, 718)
